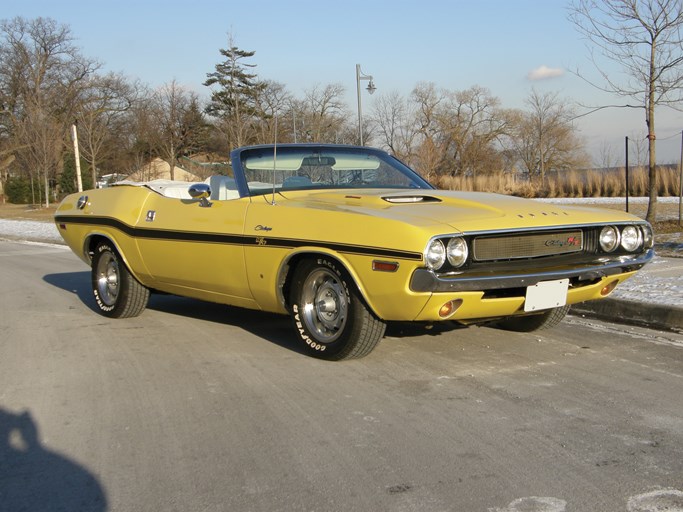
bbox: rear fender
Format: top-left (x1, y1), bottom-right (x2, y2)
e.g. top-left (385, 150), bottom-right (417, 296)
top-left (83, 233), bottom-right (150, 285)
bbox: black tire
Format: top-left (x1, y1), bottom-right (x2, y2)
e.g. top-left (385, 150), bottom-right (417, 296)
top-left (91, 242), bottom-right (149, 318)
top-left (493, 304), bottom-right (570, 333)
top-left (289, 257), bottom-right (386, 360)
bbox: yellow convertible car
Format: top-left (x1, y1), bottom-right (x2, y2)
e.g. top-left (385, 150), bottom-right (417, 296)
top-left (55, 144), bottom-right (654, 360)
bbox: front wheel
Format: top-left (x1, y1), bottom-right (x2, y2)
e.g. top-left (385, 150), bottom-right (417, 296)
top-left (493, 304), bottom-right (570, 332)
top-left (289, 257), bottom-right (385, 360)
top-left (91, 242), bottom-right (149, 318)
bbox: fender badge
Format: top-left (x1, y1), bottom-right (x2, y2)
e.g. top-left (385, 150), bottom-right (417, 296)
top-left (146, 210), bottom-right (156, 222)
top-left (255, 225), bottom-right (272, 232)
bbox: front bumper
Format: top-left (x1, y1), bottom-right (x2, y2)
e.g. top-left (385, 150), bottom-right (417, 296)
top-left (409, 249), bottom-right (654, 293)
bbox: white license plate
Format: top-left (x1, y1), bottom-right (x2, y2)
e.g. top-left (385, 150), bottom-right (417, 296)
top-left (524, 279), bottom-right (569, 312)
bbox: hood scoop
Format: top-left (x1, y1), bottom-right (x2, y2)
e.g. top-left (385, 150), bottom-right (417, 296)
top-left (382, 195), bottom-right (442, 204)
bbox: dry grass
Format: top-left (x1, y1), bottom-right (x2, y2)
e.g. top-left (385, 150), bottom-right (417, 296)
top-left (435, 166), bottom-right (681, 199)
top-left (0, 203), bottom-right (57, 221)
top-left (0, 186), bottom-right (680, 237)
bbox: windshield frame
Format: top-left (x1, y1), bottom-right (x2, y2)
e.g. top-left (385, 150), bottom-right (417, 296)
top-left (230, 144), bottom-right (434, 198)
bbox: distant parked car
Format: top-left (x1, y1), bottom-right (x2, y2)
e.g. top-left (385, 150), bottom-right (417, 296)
top-left (55, 144), bottom-right (653, 360)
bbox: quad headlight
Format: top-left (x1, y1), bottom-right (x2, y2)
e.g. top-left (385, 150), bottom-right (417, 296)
top-left (640, 223), bottom-right (654, 249)
top-left (599, 226), bottom-right (620, 252)
top-left (424, 236), bottom-right (469, 271)
top-left (424, 239), bottom-right (446, 270)
top-left (599, 224), bottom-right (652, 253)
top-left (620, 225), bottom-right (641, 252)
top-left (446, 237), bottom-right (468, 268)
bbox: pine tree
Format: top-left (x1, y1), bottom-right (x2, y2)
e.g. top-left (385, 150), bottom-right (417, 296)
top-left (204, 34), bottom-right (265, 148)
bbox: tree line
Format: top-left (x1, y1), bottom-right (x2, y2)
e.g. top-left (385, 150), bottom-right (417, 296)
top-left (2, 0), bottom-right (682, 226)
top-left (0, 17), bottom-right (591, 207)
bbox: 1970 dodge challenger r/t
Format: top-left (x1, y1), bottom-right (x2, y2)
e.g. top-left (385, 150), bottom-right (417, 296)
top-left (55, 144), bottom-right (654, 360)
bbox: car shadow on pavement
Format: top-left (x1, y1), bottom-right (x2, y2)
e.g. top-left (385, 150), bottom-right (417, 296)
top-left (0, 408), bottom-right (107, 511)
top-left (42, 271), bottom-right (470, 356)
top-left (42, 271), bottom-right (99, 312)
top-left (146, 293), bottom-right (309, 355)
top-left (385, 320), bottom-right (470, 338)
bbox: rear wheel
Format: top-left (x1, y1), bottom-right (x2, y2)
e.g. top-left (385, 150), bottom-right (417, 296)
top-left (289, 257), bottom-right (385, 360)
top-left (91, 242), bottom-right (149, 318)
top-left (493, 305), bottom-right (570, 332)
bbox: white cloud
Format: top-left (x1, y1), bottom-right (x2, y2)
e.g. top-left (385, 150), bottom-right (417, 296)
top-left (527, 65), bottom-right (565, 81)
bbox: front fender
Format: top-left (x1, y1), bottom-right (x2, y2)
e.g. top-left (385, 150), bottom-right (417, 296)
top-left (275, 248), bottom-right (432, 321)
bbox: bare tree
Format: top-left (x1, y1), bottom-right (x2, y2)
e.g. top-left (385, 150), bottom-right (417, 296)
top-left (408, 83), bottom-right (512, 181)
top-left (511, 89), bottom-right (588, 180)
top-left (629, 131), bottom-right (650, 166)
top-left (253, 79), bottom-right (291, 144)
top-left (411, 82), bottom-right (446, 180)
top-left (148, 80), bottom-right (206, 181)
top-left (597, 140), bottom-right (619, 169)
top-left (0, 17), bottom-right (98, 205)
top-left (569, 0), bottom-right (683, 222)
top-left (300, 83), bottom-right (348, 142)
top-left (76, 73), bottom-right (137, 187)
top-left (371, 90), bottom-right (418, 162)
top-left (437, 85), bottom-right (511, 180)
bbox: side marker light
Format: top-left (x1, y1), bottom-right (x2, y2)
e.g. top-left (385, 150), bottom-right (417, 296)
top-left (372, 261), bottom-right (399, 272)
top-left (439, 299), bottom-right (463, 319)
top-left (600, 280), bottom-right (618, 296)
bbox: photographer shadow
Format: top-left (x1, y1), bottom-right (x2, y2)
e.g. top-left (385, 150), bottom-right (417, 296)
top-left (0, 408), bottom-right (107, 512)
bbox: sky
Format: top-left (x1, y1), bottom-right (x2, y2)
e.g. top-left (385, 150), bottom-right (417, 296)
top-left (4, 0), bottom-right (683, 163)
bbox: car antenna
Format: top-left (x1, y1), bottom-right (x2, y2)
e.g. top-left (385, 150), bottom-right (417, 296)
top-left (270, 115), bottom-right (278, 205)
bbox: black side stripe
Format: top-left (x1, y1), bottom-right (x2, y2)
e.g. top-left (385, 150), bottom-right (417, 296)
top-left (55, 215), bottom-right (423, 261)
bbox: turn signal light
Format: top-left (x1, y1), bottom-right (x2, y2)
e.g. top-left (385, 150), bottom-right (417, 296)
top-left (600, 280), bottom-right (618, 296)
top-left (439, 299), bottom-right (463, 318)
top-left (372, 260), bottom-right (399, 272)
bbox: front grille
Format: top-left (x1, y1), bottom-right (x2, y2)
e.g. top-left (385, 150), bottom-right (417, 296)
top-left (473, 230), bottom-right (584, 261)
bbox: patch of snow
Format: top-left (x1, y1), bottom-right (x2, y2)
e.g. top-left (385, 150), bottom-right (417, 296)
top-left (536, 196), bottom-right (681, 205)
top-left (611, 256), bottom-right (683, 307)
top-left (0, 218), bottom-right (62, 244)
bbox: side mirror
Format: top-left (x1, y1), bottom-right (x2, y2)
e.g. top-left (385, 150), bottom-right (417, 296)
top-left (188, 183), bottom-right (212, 207)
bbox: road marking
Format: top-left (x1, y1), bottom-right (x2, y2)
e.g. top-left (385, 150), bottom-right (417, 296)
top-left (627, 489), bottom-right (683, 512)
top-left (489, 496), bottom-right (567, 512)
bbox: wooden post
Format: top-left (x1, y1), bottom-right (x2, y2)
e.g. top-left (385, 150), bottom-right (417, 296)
top-left (625, 136), bottom-right (629, 212)
top-left (679, 131), bottom-right (682, 227)
top-left (71, 123), bottom-right (83, 192)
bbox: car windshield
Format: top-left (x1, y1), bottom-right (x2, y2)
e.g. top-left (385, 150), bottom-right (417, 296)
top-left (238, 146), bottom-right (432, 196)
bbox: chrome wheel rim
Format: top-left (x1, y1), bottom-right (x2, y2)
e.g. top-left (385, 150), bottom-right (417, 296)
top-left (96, 252), bottom-right (119, 307)
top-left (300, 268), bottom-right (347, 343)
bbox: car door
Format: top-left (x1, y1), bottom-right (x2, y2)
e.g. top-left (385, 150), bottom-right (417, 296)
top-left (134, 192), bottom-right (255, 307)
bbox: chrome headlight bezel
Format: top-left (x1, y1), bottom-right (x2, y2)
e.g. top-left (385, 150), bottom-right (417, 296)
top-left (599, 226), bottom-right (620, 253)
top-left (640, 223), bottom-right (654, 249)
top-left (424, 238), bottom-right (446, 270)
top-left (620, 225), bottom-right (642, 252)
top-left (446, 237), bottom-right (468, 268)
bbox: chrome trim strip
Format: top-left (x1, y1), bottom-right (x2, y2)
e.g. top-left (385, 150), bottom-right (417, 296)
top-left (460, 220), bottom-right (651, 237)
top-left (409, 249), bottom-right (654, 293)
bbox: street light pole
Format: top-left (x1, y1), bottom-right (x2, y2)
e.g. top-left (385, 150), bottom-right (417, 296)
top-left (356, 64), bottom-right (376, 146)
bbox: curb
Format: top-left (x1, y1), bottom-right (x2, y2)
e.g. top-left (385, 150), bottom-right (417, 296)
top-left (571, 298), bottom-right (683, 332)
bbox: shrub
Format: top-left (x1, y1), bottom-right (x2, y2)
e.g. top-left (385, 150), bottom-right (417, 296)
top-left (4, 176), bottom-right (43, 204)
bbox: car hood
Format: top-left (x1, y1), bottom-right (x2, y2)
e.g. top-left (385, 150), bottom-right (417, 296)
top-left (281, 189), bottom-right (640, 232)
